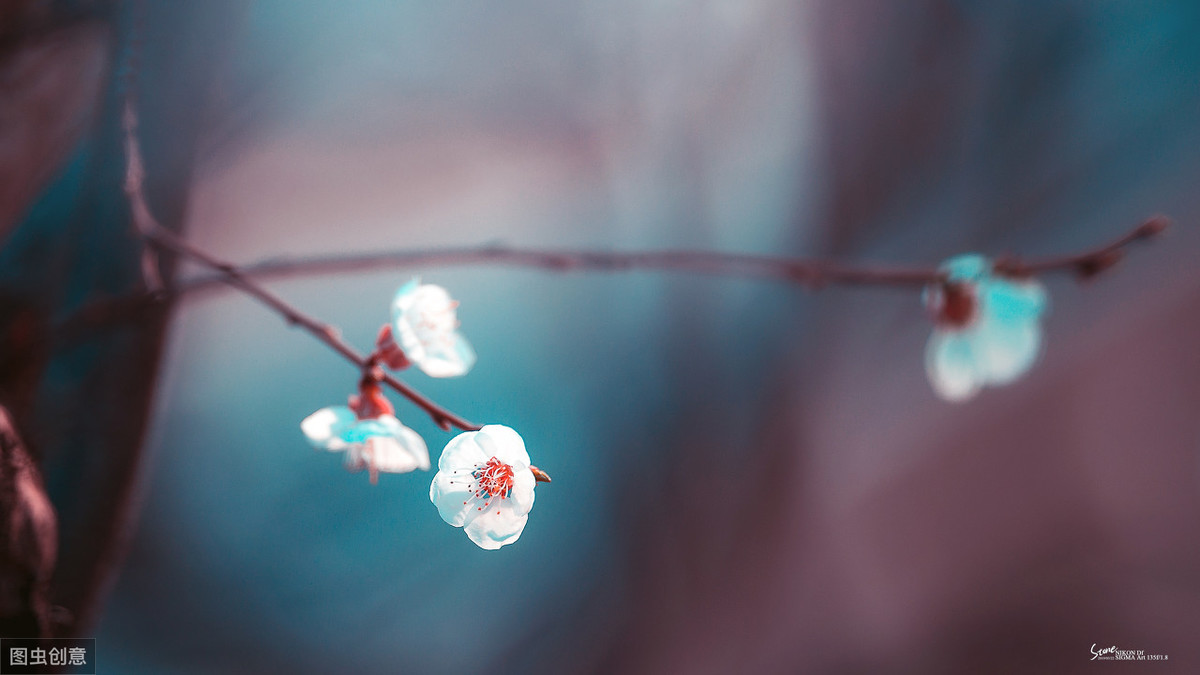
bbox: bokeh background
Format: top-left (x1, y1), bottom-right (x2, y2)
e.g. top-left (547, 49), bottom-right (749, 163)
top-left (2, 1), bottom-right (1199, 673)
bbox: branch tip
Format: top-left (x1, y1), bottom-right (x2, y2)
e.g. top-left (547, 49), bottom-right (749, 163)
top-left (1136, 215), bottom-right (1170, 239)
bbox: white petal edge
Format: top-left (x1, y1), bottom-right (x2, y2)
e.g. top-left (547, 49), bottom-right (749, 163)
top-left (463, 506), bottom-right (529, 550)
top-left (430, 466), bottom-right (479, 526)
top-left (507, 468), bottom-right (536, 517)
top-left (301, 406), bottom-right (356, 451)
top-left (366, 427), bottom-right (430, 474)
top-left (412, 333), bottom-right (477, 378)
top-left (437, 429), bottom-right (490, 471)
top-left (926, 330), bottom-right (984, 402)
top-left (473, 425), bottom-right (531, 469)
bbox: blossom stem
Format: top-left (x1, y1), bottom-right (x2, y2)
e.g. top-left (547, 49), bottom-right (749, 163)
top-left (122, 102), bottom-right (479, 432)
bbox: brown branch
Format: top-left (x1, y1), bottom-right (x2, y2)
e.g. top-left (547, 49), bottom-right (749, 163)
top-left (122, 103), bottom-right (478, 433)
top-left (994, 215), bottom-right (1170, 279)
top-left (173, 217), bottom-right (1170, 295)
top-left (114, 95), bottom-right (1169, 433)
top-left (180, 248), bottom-right (941, 293)
top-left (0, 405), bottom-right (56, 637)
top-left (139, 227), bottom-right (480, 432)
top-left (54, 216), bottom-right (1171, 352)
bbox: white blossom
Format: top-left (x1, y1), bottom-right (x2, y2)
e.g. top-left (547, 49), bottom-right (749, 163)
top-left (391, 278), bottom-right (476, 378)
top-left (429, 425), bottom-right (538, 550)
top-left (301, 405), bottom-right (430, 480)
top-left (924, 254), bottom-right (1048, 401)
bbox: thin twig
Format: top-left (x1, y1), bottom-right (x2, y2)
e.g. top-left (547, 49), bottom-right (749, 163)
top-left (995, 215), bottom-right (1170, 278)
top-left (56, 216), bottom-right (1171, 352)
top-left (173, 217), bottom-right (1169, 295)
top-left (122, 102), bottom-right (478, 432)
top-left (115, 87), bottom-right (1168, 433)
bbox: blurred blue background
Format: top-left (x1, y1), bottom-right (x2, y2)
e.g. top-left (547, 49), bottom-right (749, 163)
top-left (3, 0), bottom-right (1199, 673)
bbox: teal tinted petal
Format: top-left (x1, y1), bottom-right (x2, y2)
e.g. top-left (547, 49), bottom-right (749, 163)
top-left (975, 315), bottom-right (1041, 384)
top-left (980, 278), bottom-right (1047, 323)
top-left (940, 254), bottom-right (989, 283)
top-left (390, 277), bottom-right (421, 313)
top-left (340, 418), bottom-right (393, 444)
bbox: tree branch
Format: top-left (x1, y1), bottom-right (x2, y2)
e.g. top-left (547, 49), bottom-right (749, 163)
top-left (994, 215), bottom-right (1170, 278)
top-left (173, 216), bottom-right (1169, 295)
top-left (122, 103), bottom-right (478, 433)
top-left (54, 216), bottom-right (1171, 376)
top-left (113, 91), bottom-right (1169, 435)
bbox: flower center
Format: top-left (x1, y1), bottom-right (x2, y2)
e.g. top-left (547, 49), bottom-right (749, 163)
top-left (931, 281), bottom-right (977, 328)
top-left (472, 457), bottom-right (515, 500)
top-left (413, 301), bottom-right (460, 348)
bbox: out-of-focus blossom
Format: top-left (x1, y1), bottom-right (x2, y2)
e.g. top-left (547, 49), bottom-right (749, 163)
top-left (301, 396), bottom-right (430, 483)
top-left (390, 278), bottom-right (476, 378)
top-left (923, 254), bottom-right (1048, 401)
top-left (430, 425), bottom-right (547, 550)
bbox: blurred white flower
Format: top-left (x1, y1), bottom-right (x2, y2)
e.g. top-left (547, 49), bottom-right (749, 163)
top-left (923, 254), bottom-right (1048, 401)
top-left (301, 405), bottom-right (430, 482)
top-left (390, 278), bottom-right (476, 378)
top-left (430, 425), bottom-right (547, 550)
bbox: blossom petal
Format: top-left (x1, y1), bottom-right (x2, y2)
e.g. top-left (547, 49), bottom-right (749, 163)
top-left (391, 280), bottom-right (475, 378)
top-left (975, 316), bottom-right (1042, 385)
top-left (430, 430), bottom-right (491, 527)
top-left (343, 444), bottom-right (366, 470)
top-left (300, 406), bottom-right (356, 451)
top-left (410, 332), bottom-right (476, 378)
top-left (507, 468), bottom-right (536, 517)
top-left (980, 278), bottom-right (1048, 323)
top-left (430, 465), bottom-right (479, 526)
top-left (430, 425), bottom-right (538, 540)
top-left (926, 330), bottom-right (984, 401)
top-left (941, 254), bottom-right (989, 283)
top-left (363, 416), bottom-right (430, 473)
top-left (463, 505), bottom-right (529, 550)
top-left (391, 277), bottom-right (422, 308)
top-left (474, 425), bottom-right (531, 469)
top-left (437, 429), bottom-right (490, 471)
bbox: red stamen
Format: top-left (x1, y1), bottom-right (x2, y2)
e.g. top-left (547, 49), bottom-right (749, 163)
top-left (472, 457), bottom-right (515, 500)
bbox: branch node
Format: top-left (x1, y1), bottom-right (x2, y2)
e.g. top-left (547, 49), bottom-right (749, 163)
top-left (1076, 250), bottom-right (1124, 280)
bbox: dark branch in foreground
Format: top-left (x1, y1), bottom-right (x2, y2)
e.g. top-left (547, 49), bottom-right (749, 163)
top-left (174, 216), bottom-right (1169, 295)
